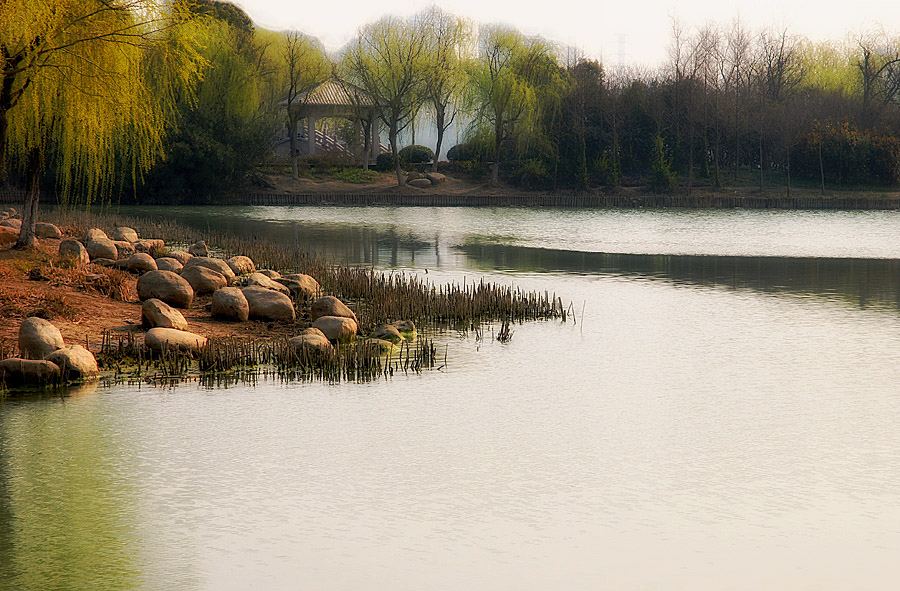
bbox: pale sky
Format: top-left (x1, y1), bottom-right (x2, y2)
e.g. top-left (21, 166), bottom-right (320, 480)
top-left (236, 0), bottom-right (900, 67)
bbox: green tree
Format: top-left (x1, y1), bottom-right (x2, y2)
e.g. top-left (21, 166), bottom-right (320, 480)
top-left (0, 0), bottom-right (201, 247)
top-left (281, 31), bottom-right (330, 180)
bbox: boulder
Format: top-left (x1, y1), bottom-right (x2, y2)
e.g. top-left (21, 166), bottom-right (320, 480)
top-left (155, 257), bottom-right (183, 273)
top-left (46, 345), bottom-right (99, 381)
top-left (226, 255), bottom-right (255, 276)
top-left (166, 250), bottom-right (193, 265)
top-left (407, 171), bottom-right (423, 181)
top-left (391, 320), bottom-right (417, 339)
top-left (112, 226), bottom-right (139, 242)
top-left (184, 257), bottom-right (235, 285)
top-left (242, 286), bottom-right (295, 322)
top-left (91, 258), bottom-right (117, 267)
top-left (134, 238), bottom-right (164, 254)
top-left (3, 206), bottom-right (17, 217)
top-left (372, 324), bottom-right (404, 343)
top-left (82, 228), bottom-right (108, 243)
top-left (141, 298), bottom-right (188, 330)
top-left (211, 287), bottom-right (249, 322)
top-left (112, 240), bottom-right (136, 258)
top-left (181, 265), bottom-right (227, 295)
top-left (1, 218), bottom-right (22, 230)
top-left (359, 338), bottom-right (396, 354)
top-left (408, 178), bottom-right (432, 189)
top-left (257, 269), bottom-right (281, 279)
top-left (0, 226), bottom-right (18, 247)
top-left (144, 327), bottom-right (207, 353)
top-left (126, 252), bottom-right (158, 274)
top-left (246, 272), bottom-right (290, 295)
top-left (137, 270), bottom-right (194, 308)
top-left (289, 328), bottom-right (333, 356)
top-left (188, 241), bottom-right (209, 257)
top-left (86, 237), bottom-right (118, 261)
top-left (278, 273), bottom-right (321, 299)
top-left (311, 295), bottom-right (357, 323)
top-left (35, 222), bottom-right (62, 239)
top-left (19, 317), bottom-right (65, 359)
top-left (0, 358), bottom-right (60, 386)
top-left (312, 315), bottom-right (358, 342)
top-left (425, 172), bottom-right (447, 185)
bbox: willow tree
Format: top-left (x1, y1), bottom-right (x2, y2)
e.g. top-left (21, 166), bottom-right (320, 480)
top-left (0, 0), bottom-right (201, 247)
top-left (281, 31), bottom-right (330, 180)
top-left (416, 7), bottom-right (473, 172)
top-left (342, 16), bottom-right (429, 186)
top-left (469, 26), bottom-right (561, 186)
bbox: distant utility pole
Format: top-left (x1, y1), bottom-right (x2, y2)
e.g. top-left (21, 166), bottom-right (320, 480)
top-left (617, 34), bottom-right (631, 66)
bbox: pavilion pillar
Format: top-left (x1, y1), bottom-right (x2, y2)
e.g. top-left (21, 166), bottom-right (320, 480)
top-left (307, 114), bottom-right (317, 156)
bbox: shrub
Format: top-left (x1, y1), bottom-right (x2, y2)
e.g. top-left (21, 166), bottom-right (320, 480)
top-left (447, 142), bottom-right (483, 162)
top-left (398, 144), bottom-right (434, 165)
top-left (650, 134), bottom-right (675, 191)
top-left (375, 152), bottom-right (398, 172)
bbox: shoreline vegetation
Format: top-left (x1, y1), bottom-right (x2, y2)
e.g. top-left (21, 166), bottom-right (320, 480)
top-left (0, 206), bottom-right (568, 397)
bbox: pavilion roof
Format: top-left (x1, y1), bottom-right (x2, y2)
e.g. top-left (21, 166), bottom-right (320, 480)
top-left (291, 78), bottom-right (378, 108)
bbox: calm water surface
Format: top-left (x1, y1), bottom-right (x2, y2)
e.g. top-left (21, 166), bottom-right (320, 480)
top-left (3, 207), bottom-right (900, 590)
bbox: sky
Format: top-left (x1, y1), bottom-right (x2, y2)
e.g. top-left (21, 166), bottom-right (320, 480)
top-left (236, 0), bottom-right (900, 67)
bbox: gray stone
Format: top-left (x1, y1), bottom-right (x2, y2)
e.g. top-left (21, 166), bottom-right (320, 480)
top-left (0, 226), bottom-right (17, 246)
top-left (0, 358), bottom-right (60, 386)
top-left (311, 296), bottom-right (357, 323)
top-left (278, 274), bottom-right (321, 299)
top-left (184, 257), bottom-right (235, 285)
top-left (112, 240), bottom-right (136, 259)
top-left (241, 286), bottom-right (295, 322)
top-left (58, 239), bottom-right (90, 265)
top-left (134, 239), bottom-right (165, 254)
top-left (181, 265), bottom-right (228, 295)
top-left (257, 269), bottom-right (281, 279)
top-left (359, 338), bottom-right (396, 354)
top-left (425, 172), bottom-right (447, 185)
top-left (35, 222), bottom-right (62, 239)
top-left (289, 328), bottom-right (333, 356)
top-left (126, 252), bottom-right (158, 274)
top-left (166, 250), bottom-right (193, 265)
top-left (82, 228), bottom-right (108, 243)
top-left (18, 317), bottom-right (65, 359)
top-left (211, 287), bottom-right (249, 322)
top-left (46, 345), bottom-right (99, 381)
top-left (155, 257), bottom-right (183, 273)
top-left (137, 270), bottom-right (194, 308)
top-left (408, 178), bottom-right (432, 189)
top-left (86, 237), bottom-right (118, 261)
top-left (0, 218), bottom-right (21, 230)
top-left (246, 272), bottom-right (290, 295)
top-left (142, 298), bottom-right (188, 330)
top-left (226, 255), bottom-right (255, 276)
top-left (145, 327), bottom-right (207, 353)
top-left (312, 316), bottom-right (358, 342)
top-left (372, 324), bottom-right (404, 343)
top-left (188, 241), bottom-right (209, 257)
top-left (91, 258), bottom-right (116, 267)
top-left (112, 226), bottom-right (139, 242)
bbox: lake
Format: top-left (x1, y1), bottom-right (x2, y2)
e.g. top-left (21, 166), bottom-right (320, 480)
top-left (3, 206), bottom-right (900, 590)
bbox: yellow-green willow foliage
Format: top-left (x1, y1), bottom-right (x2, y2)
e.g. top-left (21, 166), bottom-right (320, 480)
top-left (0, 0), bottom-right (202, 246)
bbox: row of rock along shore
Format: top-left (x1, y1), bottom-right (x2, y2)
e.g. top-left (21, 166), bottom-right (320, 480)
top-left (1, 222), bottom-right (417, 389)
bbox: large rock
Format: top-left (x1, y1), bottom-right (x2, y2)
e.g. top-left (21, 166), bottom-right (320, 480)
top-left (226, 255), bottom-right (255, 276)
top-left (35, 222), bottom-right (62, 239)
top-left (145, 327), bottom-right (207, 353)
top-left (257, 269), bottom-right (280, 279)
top-left (289, 328), bottom-right (333, 356)
top-left (359, 338), bottom-right (396, 354)
top-left (0, 225), bottom-right (17, 247)
top-left (181, 265), bottom-right (228, 295)
top-left (46, 346), bottom-right (99, 381)
top-left (0, 358), bottom-right (60, 386)
top-left (278, 273), bottom-right (320, 299)
top-left (312, 316), bottom-right (358, 342)
top-left (211, 287), bottom-right (249, 322)
top-left (112, 226), bottom-right (139, 242)
top-left (19, 317), bottom-right (65, 359)
top-left (166, 250), bottom-right (193, 265)
top-left (112, 240), bottom-right (136, 259)
top-left (155, 257), bottom-right (183, 273)
top-left (311, 296), bottom-right (357, 323)
top-left (134, 239), bottom-right (164, 254)
top-left (184, 257), bottom-right (235, 285)
top-left (241, 286), bottom-right (295, 322)
top-left (137, 270), bottom-right (194, 308)
top-left (142, 298), bottom-right (188, 330)
top-left (82, 228), bottom-right (108, 243)
top-left (126, 252), bottom-right (158, 274)
top-left (246, 272), bottom-right (290, 295)
top-left (86, 237), bottom-right (118, 261)
top-left (408, 178), bottom-right (432, 189)
top-left (58, 239), bottom-right (90, 265)
top-left (188, 241), bottom-right (209, 257)
top-left (0, 218), bottom-right (22, 230)
top-left (391, 320), bottom-right (417, 339)
top-left (425, 172), bottom-right (447, 185)
top-left (372, 324), bottom-right (403, 343)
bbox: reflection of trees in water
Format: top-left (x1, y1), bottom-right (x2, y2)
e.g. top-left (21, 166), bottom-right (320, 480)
top-left (0, 387), bottom-right (142, 590)
top-left (461, 243), bottom-right (900, 312)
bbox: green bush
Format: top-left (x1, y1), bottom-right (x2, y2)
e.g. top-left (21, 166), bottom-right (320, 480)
top-left (399, 144), bottom-right (434, 165)
top-left (447, 142), bottom-right (483, 162)
top-left (375, 152), bottom-right (397, 172)
top-left (328, 168), bottom-right (381, 184)
top-left (650, 134), bottom-right (675, 191)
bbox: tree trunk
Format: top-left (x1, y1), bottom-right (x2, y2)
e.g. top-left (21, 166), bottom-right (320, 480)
top-left (390, 122), bottom-right (403, 187)
top-left (288, 114), bottom-right (299, 180)
top-left (361, 121), bottom-right (371, 171)
top-left (433, 107), bottom-right (445, 173)
top-left (15, 148), bottom-right (41, 249)
top-left (818, 138), bottom-right (825, 195)
top-left (785, 147), bottom-right (791, 198)
top-left (490, 120), bottom-right (502, 187)
top-left (758, 137), bottom-right (764, 191)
